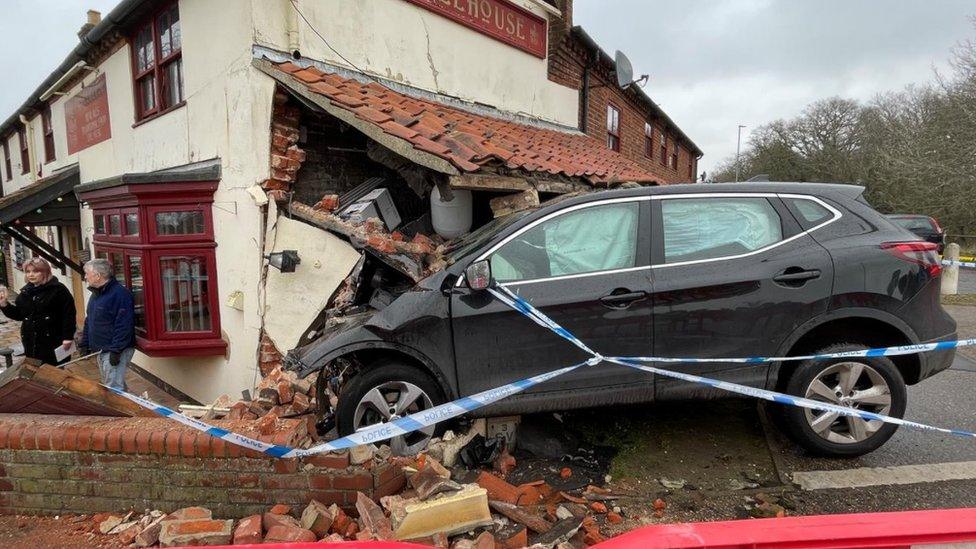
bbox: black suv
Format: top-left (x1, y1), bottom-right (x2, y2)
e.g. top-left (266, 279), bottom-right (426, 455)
top-left (287, 183), bottom-right (956, 457)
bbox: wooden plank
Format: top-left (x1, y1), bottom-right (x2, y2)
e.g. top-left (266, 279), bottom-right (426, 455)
top-left (449, 174), bottom-right (531, 192)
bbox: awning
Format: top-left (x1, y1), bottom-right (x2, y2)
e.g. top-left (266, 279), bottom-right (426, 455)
top-left (254, 58), bottom-right (660, 186)
top-left (0, 164), bottom-right (84, 274)
top-left (0, 164), bottom-right (80, 225)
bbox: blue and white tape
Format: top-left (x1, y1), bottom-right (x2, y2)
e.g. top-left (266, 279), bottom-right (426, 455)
top-left (103, 281), bottom-right (975, 458)
top-left (492, 284), bottom-right (976, 440)
top-left (109, 361), bottom-right (591, 458)
top-left (943, 259), bottom-right (976, 269)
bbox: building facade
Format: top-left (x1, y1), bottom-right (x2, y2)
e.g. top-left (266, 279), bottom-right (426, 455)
top-left (0, 0), bottom-right (700, 402)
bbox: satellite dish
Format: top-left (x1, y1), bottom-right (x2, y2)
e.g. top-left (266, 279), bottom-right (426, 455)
top-left (615, 50), bottom-right (634, 89)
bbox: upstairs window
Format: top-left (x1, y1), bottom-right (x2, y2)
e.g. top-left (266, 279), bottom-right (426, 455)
top-left (2, 137), bottom-right (10, 182)
top-left (607, 104), bottom-right (621, 152)
top-left (42, 105), bottom-right (55, 163)
top-left (644, 122), bottom-right (654, 158)
top-left (131, 2), bottom-right (183, 121)
top-left (670, 143), bottom-right (679, 170)
top-left (18, 126), bottom-right (29, 174)
top-left (659, 129), bottom-right (667, 166)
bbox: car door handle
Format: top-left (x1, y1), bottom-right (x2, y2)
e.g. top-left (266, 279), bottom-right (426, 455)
top-left (600, 290), bottom-right (648, 308)
top-left (773, 269), bottom-right (821, 286)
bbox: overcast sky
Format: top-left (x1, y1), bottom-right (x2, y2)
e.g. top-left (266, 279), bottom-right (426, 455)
top-left (1, 1), bottom-right (974, 174)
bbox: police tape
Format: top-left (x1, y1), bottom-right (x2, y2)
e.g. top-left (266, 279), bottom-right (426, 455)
top-left (102, 282), bottom-right (976, 459)
top-left (107, 360), bottom-right (593, 458)
top-left (491, 284), bottom-right (976, 440)
top-left (943, 259), bottom-right (976, 269)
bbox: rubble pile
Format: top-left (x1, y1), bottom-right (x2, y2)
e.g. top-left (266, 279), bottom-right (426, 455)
top-left (83, 432), bottom-right (618, 548)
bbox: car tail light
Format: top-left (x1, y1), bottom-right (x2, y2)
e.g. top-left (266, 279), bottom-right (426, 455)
top-left (881, 241), bottom-right (942, 277)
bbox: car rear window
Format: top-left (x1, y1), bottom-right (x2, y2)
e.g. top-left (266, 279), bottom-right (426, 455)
top-left (890, 217), bottom-right (936, 231)
top-left (786, 198), bottom-right (832, 225)
top-left (662, 197), bottom-right (783, 263)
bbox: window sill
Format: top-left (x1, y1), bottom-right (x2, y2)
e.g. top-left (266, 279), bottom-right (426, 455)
top-left (137, 334), bottom-right (227, 357)
top-left (132, 101), bottom-right (186, 129)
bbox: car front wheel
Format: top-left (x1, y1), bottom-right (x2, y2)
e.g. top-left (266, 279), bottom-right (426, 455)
top-left (336, 361), bottom-right (444, 456)
top-left (780, 343), bottom-right (907, 457)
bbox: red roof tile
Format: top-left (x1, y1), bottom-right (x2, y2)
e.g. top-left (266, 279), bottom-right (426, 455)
top-left (269, 61), bottom-right (659, 185)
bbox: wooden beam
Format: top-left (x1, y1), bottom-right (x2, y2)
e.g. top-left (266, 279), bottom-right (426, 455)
top-left (3, 226), bottom-right (67, 273)
top-left (449, 174), bottom-right (531, 192)
top-left (489, 189), bottom-right (540, 218)
top-left (5, 225), bottom-right (84, 275)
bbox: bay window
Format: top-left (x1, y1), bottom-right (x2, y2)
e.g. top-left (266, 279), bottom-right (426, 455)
top-left (81, 180), bottom-right (224, 356)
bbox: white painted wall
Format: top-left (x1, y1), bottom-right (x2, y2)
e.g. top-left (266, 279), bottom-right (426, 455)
top-left (251, 0), bottom-right (578, 127)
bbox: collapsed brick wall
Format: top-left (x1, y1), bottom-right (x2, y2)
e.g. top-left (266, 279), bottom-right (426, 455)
top-left (0, 414), bottom-right (405, 518)
top-left (263, 90), bottom-right (307, 200)
top-left (258, 332), bottom-right (284, 378)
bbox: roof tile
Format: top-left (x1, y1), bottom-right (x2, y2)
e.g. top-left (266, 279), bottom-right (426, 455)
top-left (271, 62), bottom-right (658, 184)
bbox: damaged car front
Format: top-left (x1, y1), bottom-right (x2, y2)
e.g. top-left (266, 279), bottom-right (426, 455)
top-left (283, 208), bottom-right (534, 454)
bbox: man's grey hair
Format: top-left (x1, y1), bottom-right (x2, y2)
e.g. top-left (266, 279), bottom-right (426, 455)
top-left (84, 258), bottom-right (113, 279)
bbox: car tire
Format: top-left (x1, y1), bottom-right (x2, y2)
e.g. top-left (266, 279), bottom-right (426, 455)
top-left (336, 360), bottom-right (445, 456)
top-left (779, 343), bottom-right (907, 457)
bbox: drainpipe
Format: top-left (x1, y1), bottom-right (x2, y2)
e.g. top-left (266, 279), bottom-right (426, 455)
top-left (18, 114), bottom-right (36, 183)
top-left (579, 50), bottom-right (598, 133)
top-left (287, 0), bottom-right (301, 59)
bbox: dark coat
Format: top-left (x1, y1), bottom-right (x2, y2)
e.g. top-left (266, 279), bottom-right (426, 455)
top-left (0, 278), bottom-right (76, 365)
top-left (80, 277), bottom-right (135, 353)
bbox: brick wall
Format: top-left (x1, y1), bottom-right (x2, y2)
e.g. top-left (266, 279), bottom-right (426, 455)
top-left (263, 90), bottom-right (307, 201)
top-left (0, 414), bottom-right (405, 518)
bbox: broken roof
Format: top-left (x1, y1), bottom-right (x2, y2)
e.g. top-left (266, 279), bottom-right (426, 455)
top-left (258, 59), bottom-right (659, 186)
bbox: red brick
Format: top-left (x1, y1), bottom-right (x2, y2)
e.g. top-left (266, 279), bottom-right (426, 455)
top-left (62, 426), bottom-right (80, 451)
top-left (265, 525), bottom-right (316, 543)
top-left (273, 459), bottom-right (298, 474)
top-left (269, 504), bottom-right (292, 515)
top-left (304, 452), bottom-right (349, 469)
top-left (232, 514), bottom-right (262, 545)
top-left (332, 472), bottom-right (372, 491)
top-left (75, 426), bottom-right (93, 451)
top-left (158, 519), bottom-right (232, 546)
top-left (120, 430), bottom-right (138, 454)
top-left (195, 435), bottom-right (213, 458)
top-left (0, 424), bottom-right (10, 448)
top-left (308, 475), bottom-right (332, 490)
top-left (164, 430), bottom-right (181, 456)
top-left (209, 436), bottom-right (227, 458)
top-left (17, 426), bottom-right (36, 450)
top-left (309, 491), bottom-right (347, 507)
top-left (181, 431), bottom-right (199, 456)
top-left (48, 428), bottom-right (65, 451)
top-left (0, 479), bottom-right (14, 492)
top-left (90, 428), bottom-right (108, 452)
top-left (476, 472), bottom-right (519, 504)
top-left (135, 430), bottom-right (152, 454)
top-left (373, 473), bottom-right (407, 500)
top-left (263, 513), bottom-right (301, 531)
top-left (105, 429), bottom-right (123, 453)
top-left (149, 430), bottom-right (166, 455)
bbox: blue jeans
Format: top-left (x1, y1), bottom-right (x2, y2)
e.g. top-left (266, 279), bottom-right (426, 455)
top-left (98, 348), bottom-right (134, 391)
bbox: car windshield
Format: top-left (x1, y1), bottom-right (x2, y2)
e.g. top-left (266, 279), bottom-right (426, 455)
top-left (442, 209), bottom-right (533, 264)
top-left (890, 216), bottom-right (936, 231)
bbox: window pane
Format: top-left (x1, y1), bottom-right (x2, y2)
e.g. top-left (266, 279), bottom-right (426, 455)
top-left (158, 11), bottom-right (172, 58)
top-left (94, 215), bottom-right (105, 234)
top-left (789, 198), bottom-right (832, 225)
top-left (125, 213), bottom-right (140, 236)
top-left (155, 210), bottom-right (204, 235)
top-left (160, 255), bottom-right (212, 332)
top-left (170, 7), bottom-right (181, 51)
top-left (164, 58), bottom-right (184, 107)
top-left (663, 198), bottom-right (783, 263)
top-left (139, 75), bottom-right (156, 113)
top-left (128, 255), bottom-right (146, 332)
top-left (109, 214), bottom-right (122, 235)
top-left (103, 251), bottom-right (125, 285)
top-left (136, 25), bottom-right (154, 71)
top-left (491, 202), bottom-right (639, 282)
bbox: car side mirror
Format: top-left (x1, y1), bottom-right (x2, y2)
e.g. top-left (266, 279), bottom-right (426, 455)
top-left (465, 260), bottom-right (492, 291)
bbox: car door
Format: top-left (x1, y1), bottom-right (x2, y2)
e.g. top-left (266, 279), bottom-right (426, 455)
top-left (451, 197), bottom-right (655, 401)
top-left (650, 193), bottom-right (836, 399)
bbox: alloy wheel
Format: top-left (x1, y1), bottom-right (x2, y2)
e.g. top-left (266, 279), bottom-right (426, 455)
top-left (353, 380), bottom-right (435, 455)
top-left (802, 361), bottom-right (892, 444)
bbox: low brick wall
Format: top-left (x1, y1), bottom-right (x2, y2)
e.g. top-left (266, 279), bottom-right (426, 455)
top-left (0, 414), bottom-right (405, 517)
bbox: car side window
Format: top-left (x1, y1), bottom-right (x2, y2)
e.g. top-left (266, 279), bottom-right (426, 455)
top-left (662, 197), bottom-right (783, 263)
top-left (491, 202), bottom-right (640, 282)
top-left (786, 198), bottom-right (832, 225)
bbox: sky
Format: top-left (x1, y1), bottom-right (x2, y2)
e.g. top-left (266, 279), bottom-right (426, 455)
top-left (1, 1), bottom-right (974, 175)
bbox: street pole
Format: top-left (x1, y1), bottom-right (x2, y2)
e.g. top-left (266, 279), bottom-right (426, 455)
top-left (735, 124), bottom-right (746, 183)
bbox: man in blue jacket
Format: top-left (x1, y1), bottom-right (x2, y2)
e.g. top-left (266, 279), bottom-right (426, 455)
top-left (80, 258), bottom-right (135, 391)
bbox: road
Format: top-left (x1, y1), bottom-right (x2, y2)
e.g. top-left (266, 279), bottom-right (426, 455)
top-left (540, 298), bottom-right (976, 529)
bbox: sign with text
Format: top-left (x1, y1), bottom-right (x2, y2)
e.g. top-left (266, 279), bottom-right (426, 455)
top-left (404, 0), bottom-right (547, 59)
top-left (65, 74), bottom-right (111, 155)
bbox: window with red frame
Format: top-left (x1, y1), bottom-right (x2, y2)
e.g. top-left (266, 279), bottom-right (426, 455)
top-left (659, 129), bottom-right (667, 166)
top-left (83, 181), bottom-right (224, 357)
top-left (644, 122), bottom-right (653, 158)
top-left (607, 104), bottom-right (621, 151)
top-left (18, 126), bottom-right (28, 174)
top-left (131, 2), bottom-right (183, 122)
top-left (2, 136), bottom-right (11, 182)
top-left (41, 105), bottom-right (55, 163)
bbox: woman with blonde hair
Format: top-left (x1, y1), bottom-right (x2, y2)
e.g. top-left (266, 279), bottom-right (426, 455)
top-left (0, 257), bottom-right (76, 365)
